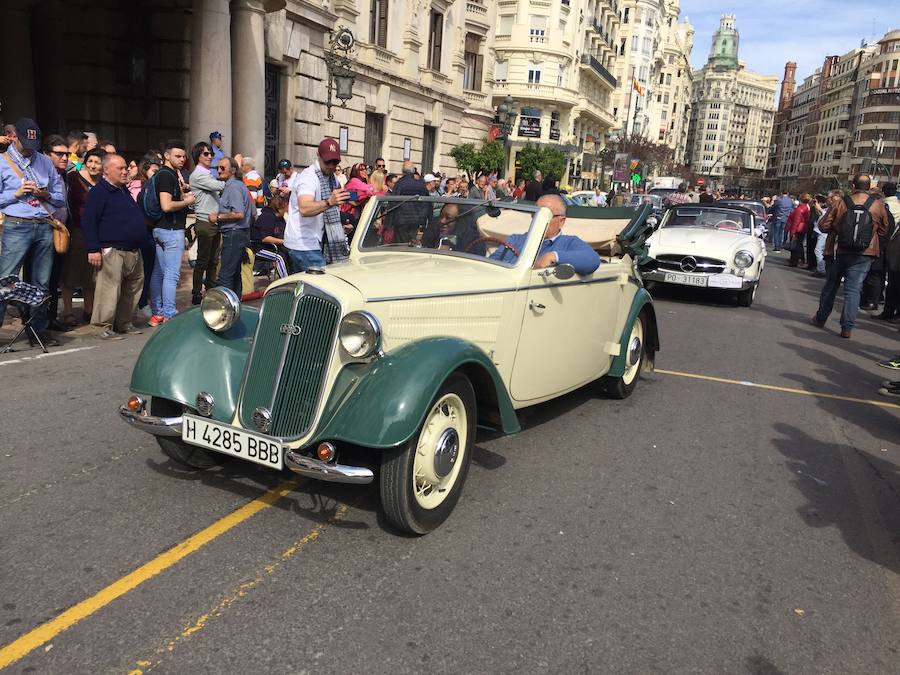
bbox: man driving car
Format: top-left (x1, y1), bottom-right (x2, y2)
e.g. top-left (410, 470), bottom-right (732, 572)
top-left (422, 202), bottom-right (486, 255)
top-left (490, 194), bottom-right (601, 275)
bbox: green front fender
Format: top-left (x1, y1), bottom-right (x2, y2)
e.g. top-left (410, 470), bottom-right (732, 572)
top-left (129, 307), bottom-right (259, 423)
top-left (311, 337), bottom-right (520, 449)
top-left (607, 288), bottom-right (660, 378)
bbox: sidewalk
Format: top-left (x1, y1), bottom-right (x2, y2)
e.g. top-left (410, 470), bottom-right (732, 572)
top-left (0, 256), bottom-right (271, 350)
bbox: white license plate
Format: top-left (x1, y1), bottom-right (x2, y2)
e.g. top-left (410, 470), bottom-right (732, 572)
top-left (707, 273), bottom-right (745, 289)
top-left (182, 415), bottom-right (283, 470)
top-left (664, 272), bottom-right (707, 287)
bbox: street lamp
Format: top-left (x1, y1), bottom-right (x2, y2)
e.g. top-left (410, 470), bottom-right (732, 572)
top-left (495, 95), bottom-right (517, 140)
top-left (325, 27), bottom-right (356, 120)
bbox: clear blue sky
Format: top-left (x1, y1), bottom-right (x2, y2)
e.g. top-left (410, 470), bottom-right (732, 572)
top-left (682, 1), bottom-right (890, 82)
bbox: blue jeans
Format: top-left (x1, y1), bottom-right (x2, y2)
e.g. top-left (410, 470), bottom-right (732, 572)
top-left (150, 228), bottom-right (184, 319)
top-left (216, 228), bottom-right (249, 295)
top-left (0, 219), bottom-right (53, 330)
top-left (287, 248), bottom-right (326, 272)
top-left (815, 254), bottom-right (874, 331)
top-left (770, 218), bottom-right (786, 250)
top-left (814, 229), bottom-right (827, 273)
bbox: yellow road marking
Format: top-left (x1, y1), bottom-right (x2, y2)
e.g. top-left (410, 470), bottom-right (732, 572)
top-left (0, 477), bottom-right (302, 671)
top-left (129, 503), bottom-right (351, 674)
top-left (655, 368), bottom-right (900, 411)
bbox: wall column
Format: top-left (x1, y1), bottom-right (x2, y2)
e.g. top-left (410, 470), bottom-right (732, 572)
top-left (0, 2), bottom-right (37, 120)
top-left (190, 0), bottom-right (233, 149)
top-left (230, 0), bottom-right (268, 163)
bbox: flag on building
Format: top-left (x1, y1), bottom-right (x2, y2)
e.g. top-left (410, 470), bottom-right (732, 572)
top-left (633, 79), bottom-right (644, 96)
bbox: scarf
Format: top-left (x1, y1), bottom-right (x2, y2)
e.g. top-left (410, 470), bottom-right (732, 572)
top-left (6, 145), bottom-right (42, 209)
top-left (315, 164), bottom-right (349, 263)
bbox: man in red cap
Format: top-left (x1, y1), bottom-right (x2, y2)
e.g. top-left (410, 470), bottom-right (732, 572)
top-left (284, 138), bottom-right (350, 271)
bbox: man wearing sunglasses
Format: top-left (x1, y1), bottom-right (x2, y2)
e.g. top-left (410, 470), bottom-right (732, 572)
top-left (189, 142), bottom-right (226, 305)
top-left (210, 157), bottom-right (253, 294)
top-left (284, 137), bottom-right (350, 271)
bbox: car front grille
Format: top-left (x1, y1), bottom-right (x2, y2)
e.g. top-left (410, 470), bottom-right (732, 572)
top-left (656, 254), bottom-right (727, 274)
top-left (239, 284), bottom-right (340, 438)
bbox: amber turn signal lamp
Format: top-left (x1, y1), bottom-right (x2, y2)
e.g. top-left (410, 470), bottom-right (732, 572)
top-left (317, 442), bottom-right (336, 462)
top-left (126, 395), bottom-right (145, 413)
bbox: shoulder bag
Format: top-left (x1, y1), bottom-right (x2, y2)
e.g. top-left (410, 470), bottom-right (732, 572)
top-left (2, 152), bottom-right (70, 254)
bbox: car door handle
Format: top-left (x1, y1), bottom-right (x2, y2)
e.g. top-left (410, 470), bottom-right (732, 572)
top-left (529, 301), bottom-right (546, 311)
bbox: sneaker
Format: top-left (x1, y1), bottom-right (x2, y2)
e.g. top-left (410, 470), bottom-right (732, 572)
top-left (97, 329), bottom-right (126, 341)
top-left (116, 326), bottom-right (144, 335)
top-left (876, 357), bottom-right (900, 371)
top-left (148, 315), bottom-right (167, 327)
top-left (811, 271), bottom-right (826, 278)
top-left (28, 331), bottom-right (60, 348)
top-left (840, 329), bottom-right (852, 339)
top-left (877, 385), bottom-right (900, 398)
top-left (880, 380), bottom-right (900, 388)
top-left (860, 303), bottom-right (879, 311)
top-left (810, 315), bottom-right (826, 328)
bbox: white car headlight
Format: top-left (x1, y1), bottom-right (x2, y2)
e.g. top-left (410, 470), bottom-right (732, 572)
top-left (339, 311), bottom-right (381, 359)
top-left (734, 250), bottom-right (754, 269)
top-left (201, 287), bottom-right (241, 332)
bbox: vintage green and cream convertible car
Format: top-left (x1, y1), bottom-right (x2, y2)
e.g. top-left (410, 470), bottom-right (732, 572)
top-left (119, 197), bottom-right (659, 534)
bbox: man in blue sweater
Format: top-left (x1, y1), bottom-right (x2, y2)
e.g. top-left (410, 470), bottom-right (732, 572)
top-left (491, 193), bottom-right (601, 275)
top-left (769, 190), bottom-right (794, 252)
top-left (81, 154), bottom-right (148, 339)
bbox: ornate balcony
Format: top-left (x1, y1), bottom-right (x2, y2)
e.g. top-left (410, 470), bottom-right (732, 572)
top-left (579, 54), bottom-right (617, 90)
top-left (465, 1), bottom-right (490, 31)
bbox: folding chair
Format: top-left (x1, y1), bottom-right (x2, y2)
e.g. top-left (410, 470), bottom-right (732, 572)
top-left (0, 275), bottom-right (52, 354)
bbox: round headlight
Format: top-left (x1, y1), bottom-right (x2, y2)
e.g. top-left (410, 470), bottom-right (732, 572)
top-left (339, 311), bottom-right (381, 359)
top-left (201, 287), bottom-right (241, 332)
top-left (734, 250), bottom-right (754, 269)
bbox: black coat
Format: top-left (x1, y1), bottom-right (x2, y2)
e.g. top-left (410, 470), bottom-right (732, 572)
top-left (885, 209), bottom-right (900, 272)
top-left (387, 173), bottom-right (430, 243)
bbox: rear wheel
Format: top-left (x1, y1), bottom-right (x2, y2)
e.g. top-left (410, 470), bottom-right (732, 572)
top-left (602, 313), bottom-right (646, 400)
top-left (380, 374), bottom-right (475, 535)
top-left (151, 397), bottom-right (223, 470)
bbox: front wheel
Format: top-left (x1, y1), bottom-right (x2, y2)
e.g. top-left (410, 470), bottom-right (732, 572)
top-left (602, 313), bottom-right (646, 399)
top-left (380, 374), bottom-right (476, 535)
top-left (151, 397), bottom-right (224, 470)
top-left (737, 285), bottom-right (756, 307)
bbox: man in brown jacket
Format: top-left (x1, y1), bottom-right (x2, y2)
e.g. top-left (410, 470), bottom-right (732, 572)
top-left (811, 174), bottom-right (889, 338)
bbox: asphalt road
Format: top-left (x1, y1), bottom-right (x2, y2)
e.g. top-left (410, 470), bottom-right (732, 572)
top-left (1, 253), bottom-right (898, 674)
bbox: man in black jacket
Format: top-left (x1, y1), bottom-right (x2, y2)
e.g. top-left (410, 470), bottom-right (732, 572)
top-left (387, 160), bottom-right (430, 243)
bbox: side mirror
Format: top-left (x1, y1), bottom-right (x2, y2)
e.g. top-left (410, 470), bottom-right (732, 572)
top-left (554, 263), bottom-right (576, 280)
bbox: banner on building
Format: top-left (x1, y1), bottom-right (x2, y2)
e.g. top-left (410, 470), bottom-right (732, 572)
top-left (612, 153), bottom-right (630, 182)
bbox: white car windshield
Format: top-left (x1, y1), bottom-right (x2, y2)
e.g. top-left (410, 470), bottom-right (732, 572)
top-left (664, 207), bottom-right (752, 232)
top-left (356, 196), bottom-right (538, 267)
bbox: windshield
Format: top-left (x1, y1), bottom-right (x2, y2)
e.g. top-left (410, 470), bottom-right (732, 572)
top-left (357, 196), bottom-right (538, 267)
top-left (663, 207), bottom-right (752, 232)
top-left (631, 194), bottom-right (663, 208)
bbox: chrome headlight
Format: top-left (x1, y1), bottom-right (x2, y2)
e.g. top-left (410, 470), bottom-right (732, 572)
top-left (201, 287), bottom-right (241, 332)
top-left (339, 311), bottom-right (381, 359)
top-left (734, 250), bottom-right (754, 269)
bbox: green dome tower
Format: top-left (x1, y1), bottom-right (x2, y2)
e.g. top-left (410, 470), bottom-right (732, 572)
top-left (708, 14), bottom-right (739, 70)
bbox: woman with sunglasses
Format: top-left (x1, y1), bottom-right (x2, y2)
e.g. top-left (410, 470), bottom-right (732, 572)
top-left (342, 162), bottom-right (374, 224)
top-left (188, 141), bottom-right (226, 305)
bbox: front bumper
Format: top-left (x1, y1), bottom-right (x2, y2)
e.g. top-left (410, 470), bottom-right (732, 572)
top-left (642, 269), bottom-right (757, 291)
top-left (119, 405), bottom-right (183, 436)
top-left (119, 401), bottom-right (374, 484)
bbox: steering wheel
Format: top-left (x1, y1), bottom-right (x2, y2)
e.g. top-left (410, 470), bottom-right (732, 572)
top-left (465, 236), bottom-right (521, 258)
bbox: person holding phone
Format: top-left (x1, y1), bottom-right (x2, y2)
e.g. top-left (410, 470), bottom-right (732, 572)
top-left (342, 162), bottom-right (374, 227)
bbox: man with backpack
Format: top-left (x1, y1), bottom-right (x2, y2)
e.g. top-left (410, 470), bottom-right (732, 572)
top-left (811, 174), bottom-right (889, 339)
top-left (144, 139), bottom-right (195, 326)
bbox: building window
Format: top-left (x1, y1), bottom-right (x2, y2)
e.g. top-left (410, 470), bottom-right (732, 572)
top-left (528, 66), bottom-right (542, 84)
top-left (620, 39), bottom-right (626, 55)
top-left (370, 0), bottom-right (389, 47)
top-left (364, 112), bottom-right (384, 165)
top-left (422, 125), bottom-right (437, 172)
top-left (428, 10), bottom-right (443, 70)
top-left (463, 33), bottom-right (484, 90)
top-left (498, 14), bottom-right (513, 35)
top-left (622, 7), bottom-right (629, 23)
top-left (494, 60), bottom-right (508, 82)
top-left (631, 35), bottom-right (638, 51)
top-left (529, 15), bottom-right (547, 41)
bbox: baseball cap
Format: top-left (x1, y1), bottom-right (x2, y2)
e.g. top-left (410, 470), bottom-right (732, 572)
top-left (209, 130), bottom-right (223, 140)
top-left (14, 118), bottom-right (42, 151)
top-left (278, 158), bottom-right (292, 169)
top-left (317, 138), bottom-right (341, 163)
top-left (423, 173), bottom-right (438, 182)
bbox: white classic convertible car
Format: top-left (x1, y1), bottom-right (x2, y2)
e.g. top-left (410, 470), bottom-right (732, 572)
top-left (120, 197), bottom-right (659, 534)
top-left (641, 204), bottom-right (766, 306)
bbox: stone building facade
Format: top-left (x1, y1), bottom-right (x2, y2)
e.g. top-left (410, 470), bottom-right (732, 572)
top-left (490, 0), bottom-right (620, 186)
top-left (685, 15), bottom-right (777, 186)
top-left (0, 0), bottom-right (498, 178)
top-left (611, 0), bottom-right (693, 163)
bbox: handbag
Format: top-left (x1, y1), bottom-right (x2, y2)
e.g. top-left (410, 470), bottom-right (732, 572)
top-left (2, 151), bottom-right (69, 253)
top-left (783, 237), bottom-right (797, 252)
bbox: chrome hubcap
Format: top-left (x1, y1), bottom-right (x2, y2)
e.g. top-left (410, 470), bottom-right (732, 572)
top-left (627, 336), bottom-right (642, 367)
top-left (433, 428), bottom-right (459, 479)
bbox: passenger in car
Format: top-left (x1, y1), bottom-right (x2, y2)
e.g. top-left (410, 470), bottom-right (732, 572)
top-left (421, 203), bottom-right (486, 256)
top-left (490, 194), bottom-right (602, 275)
